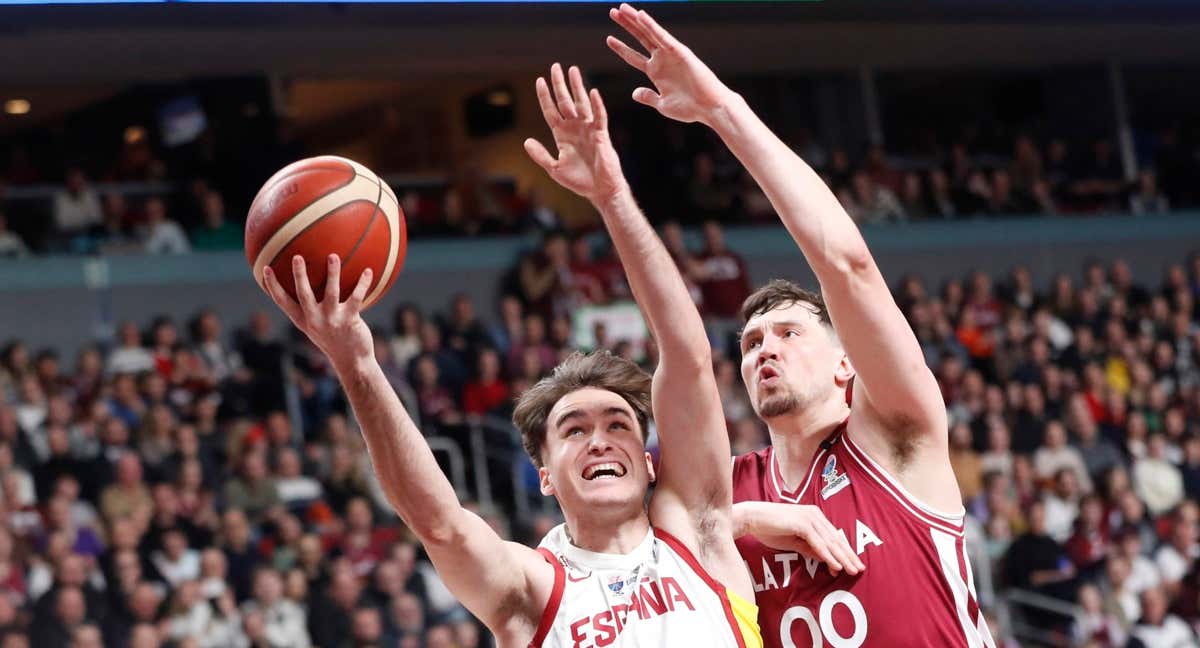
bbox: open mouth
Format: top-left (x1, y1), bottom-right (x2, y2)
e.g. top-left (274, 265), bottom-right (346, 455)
top-left (758, 365), bottom-right (780, 385)
top-left (582, 462), bottom-right (628, 480)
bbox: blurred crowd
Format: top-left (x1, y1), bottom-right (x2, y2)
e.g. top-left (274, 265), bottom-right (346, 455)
top-left (658, 135), bottom-right (1188, 228)
top-left (1, 211), bottom-right (1200, 647)
top-left (1, 120), bottom-right (1196, 259)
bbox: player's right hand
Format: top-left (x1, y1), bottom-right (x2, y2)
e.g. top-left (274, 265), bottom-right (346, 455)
top-left (261, 254), bottom-right (375, 371)
top-left (607, 3), bottom-right (734, 127)
top-left (734, 501), bottom-right (866, 576)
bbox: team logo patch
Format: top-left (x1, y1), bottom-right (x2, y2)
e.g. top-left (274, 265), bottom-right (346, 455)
top-left (820, 455), bottom-right (850, 499)
top-left (607, 573), bottom-right (637, 595)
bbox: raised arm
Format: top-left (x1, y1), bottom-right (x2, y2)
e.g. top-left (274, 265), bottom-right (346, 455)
top-left (524, 64), bottom-right (732, 545)
top-left (609, 4), bottom-right (946, 442)
top-left (260, 256), bottom-right (552, 642)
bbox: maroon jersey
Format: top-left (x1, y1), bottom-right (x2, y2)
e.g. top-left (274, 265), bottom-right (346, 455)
top-left (732, 425), bottom-right (995, 648)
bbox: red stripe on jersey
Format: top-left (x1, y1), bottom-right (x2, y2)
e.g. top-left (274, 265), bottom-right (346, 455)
top-left (956, 537), bottom-right (981, 626)
top-left (840, 431), bottom-right (965, 536)
top-left (529, 547), bottom-right (566, 648)
top-left (652, 528), bottom-right (748, 648)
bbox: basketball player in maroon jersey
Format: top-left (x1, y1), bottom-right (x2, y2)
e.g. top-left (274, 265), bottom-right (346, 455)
top-left (610, 5), bottom-right (996, 647)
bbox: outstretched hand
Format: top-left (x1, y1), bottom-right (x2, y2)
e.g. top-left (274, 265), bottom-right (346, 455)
top-left (607, 3), bottom-right (734, 126)
top-left (261, 254), bottom-right (375, 371)
top-left (737, 502), bottom-right (866, 576)
top-left (524, 63), bottom-right (629, 206)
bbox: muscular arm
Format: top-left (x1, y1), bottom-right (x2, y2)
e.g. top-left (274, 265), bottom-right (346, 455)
top-left (609, 5), bottom-right (946, 445)
top-left (262, 257), bottom-right (552, 640)
top-left (524, 64), bottom-right (743, 588)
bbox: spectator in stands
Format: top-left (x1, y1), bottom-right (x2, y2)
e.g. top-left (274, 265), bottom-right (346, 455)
top-left (1129, 169), bottom-right (1170, 215)
top-left (1134, 433), bottom-right (1185, 516)
top-left (1034, 420), bottom-right (1093, 493)
top-left (517, 231), bottom-right (573, 319)
top-left (52, 168), bottom-right (103, 246)
top-left (223, 451), bottom-right (278, 521)
top-left (1128, 586), bottom-right (1197, 647)
top-left (1071, 582), bottom-right (1125, 647)
top-left (100, 453), bottom-right (153, 523)
top-left (1004, 500), bottom-right (1075, 600)
top-left (898, 172), bottom-right (930, 220)
top-left (240, 567), bottom-right (309, 648)
top-left (926, 169), bottom-right (958, 219)
top-left (141, 198), bottom-right (190, 255)
top-left (695, 220), bottom-right (751, 322)
top-left (0, 212), bottom-right (29, 258)
top-left (848, 170), bottom-right (905, 223)
top-left (461, 348), bottom-right (508, 418)
top-left (189, 191), bottom-right (241, 251)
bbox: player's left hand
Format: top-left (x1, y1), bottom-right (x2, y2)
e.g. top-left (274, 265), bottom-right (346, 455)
top-left (607, 3), bottom-right (734, 127)
top-left (734, 501), bottom-right (866, 576)
top-left (525, 63), bottom-right (630, 207)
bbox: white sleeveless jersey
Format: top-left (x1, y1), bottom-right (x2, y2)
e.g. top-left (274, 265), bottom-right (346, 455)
top-left (529, 524), bottom-right (752, 648)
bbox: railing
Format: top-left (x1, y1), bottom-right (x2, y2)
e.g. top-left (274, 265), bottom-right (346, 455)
top-left (1003, 588), bottom-right (1080, 648)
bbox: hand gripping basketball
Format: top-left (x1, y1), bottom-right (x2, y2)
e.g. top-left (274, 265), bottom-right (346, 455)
top-left (262, 254), bottom-right (375, 370)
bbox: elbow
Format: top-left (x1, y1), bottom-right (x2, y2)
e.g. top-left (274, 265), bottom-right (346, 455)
top-left (829, 244), bottom-right (874, 278)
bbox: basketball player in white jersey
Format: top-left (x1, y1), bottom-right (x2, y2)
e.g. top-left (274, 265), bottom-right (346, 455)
top-left (258, 61), bottom-right (857, 646)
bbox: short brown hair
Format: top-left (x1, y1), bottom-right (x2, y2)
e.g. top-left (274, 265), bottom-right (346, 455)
top-left (740, 279), bottom-right (831, 326)
top-left (513, 350), bottom-right (652, 467)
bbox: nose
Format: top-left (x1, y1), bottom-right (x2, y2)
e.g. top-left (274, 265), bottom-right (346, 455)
top-left (756, 334), bottom-right (779, 367)
top-left (587, 428), bottom-right (613, 454)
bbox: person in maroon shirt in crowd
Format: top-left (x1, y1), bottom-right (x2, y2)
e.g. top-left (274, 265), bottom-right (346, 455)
top-left (695, 220), bottom-right (751, 319)
top-left (567, 234), bottom-right (609, 305)
top-left (461, 348), bottom-right (510, 417)
top-left (1066, 494), bottom-right (1111, 574)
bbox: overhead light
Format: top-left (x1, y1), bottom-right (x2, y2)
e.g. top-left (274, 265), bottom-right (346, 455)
top-left (124, 126), bottom-right (147, 144)
top-left (4, 99), bottom-right (30, 115)
top-left (487, 90), bottom-right (513, 107)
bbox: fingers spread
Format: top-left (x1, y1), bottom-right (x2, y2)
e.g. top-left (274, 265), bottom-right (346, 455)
top-left (637, 9), bottom-right (679, 50)
top-left (348, 267), bottom-right (373, 309)
top-left (291, 255), bottom-right (318, 312)
top-left (523, 138), bottom-right (557, 173)
top-left (568, 66), bottom-right (593, 122)
top-left (261, 267), bottom-right (305, 327)
top-left (635, 10), bottom-right (666, 49)
top-left (324, 254), bottom-right (341, 305)
top-left (535, 77), bottom-right (562, 128)
top-left (589, 89), bottom-right (609, 131)
top-left (611, 4), bottom-right (655, 52)
top-left (606, 35), bottom-right (648, 73)
top-left (550, 63), bottom-right (577, 120)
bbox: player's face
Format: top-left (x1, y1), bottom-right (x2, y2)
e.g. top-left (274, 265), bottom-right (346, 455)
top-left (539, 387), bottom-right (654, 514)
top-left (739, 303), bottom-right (848, 420)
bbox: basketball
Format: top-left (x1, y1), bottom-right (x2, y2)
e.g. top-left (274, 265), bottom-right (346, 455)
top-left (244, 155), bottom-right (407, 309)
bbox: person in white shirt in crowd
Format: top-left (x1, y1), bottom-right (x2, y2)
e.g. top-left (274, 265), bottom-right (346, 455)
top-left (239, 567), bottom-right (310, 648)
top-left (1034, 419), bottom-right (1094, 493)
top-left (1071, 582), bottom-right (1126, 647)
top-left (106, 321), bottom-right (155, 376)
top-left (141, 197), bottom-right (191, 255)
top-left (1134, 433), bottom-right (1185, 517)
top-left (1116, 526), bottom-right (1163, 595)
top-left (1101, 554), bottom-right (1142, 629)
top-left (152, 528), bottom-right (201, 588)
top-left (1044, 467), bottom-right (1084, 543)
top-left (1128, 585), bottom-right (1198, 648)
top-left (167, 579), bottom-right (245, 648)
top-left (273, 447), bottom-right (323, 509)
top-left (1154, 510), bottom-right (1198, 597)
top-left (0, 212), bottom-right (30, 258)
top-left (52, 168), bottom-right (103, 239)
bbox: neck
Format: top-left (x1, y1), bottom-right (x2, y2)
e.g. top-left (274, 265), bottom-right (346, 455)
top-left (562, 506), bottom-right (650, 555)
top-left (765, 393), bottom-right (850, 490)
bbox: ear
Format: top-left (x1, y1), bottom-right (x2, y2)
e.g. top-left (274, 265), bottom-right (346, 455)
top-left (539, 466), bottom-right (555, 497)
top-left (644, 452), bottom-right (656, 485)
top-left (833, 350), bottom-right (855, 388)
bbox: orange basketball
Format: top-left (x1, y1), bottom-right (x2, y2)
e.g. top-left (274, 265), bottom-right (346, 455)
top-left (245, 155), bottom-right (407, 310)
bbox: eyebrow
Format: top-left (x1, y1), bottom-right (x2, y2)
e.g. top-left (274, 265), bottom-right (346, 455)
top-left (738, 319), bottom-right (807, 341)
top-left (555, 406), bottom-right (633, 429)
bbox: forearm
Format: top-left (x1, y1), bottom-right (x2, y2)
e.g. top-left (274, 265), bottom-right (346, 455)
top-left (595, 189), bottom-right (710, 366)
top-left (333, 355), bottom-right (463, 542)
top-left (707, 93), bottom-right (871, 277)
